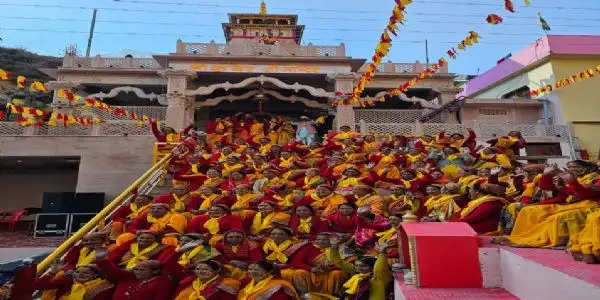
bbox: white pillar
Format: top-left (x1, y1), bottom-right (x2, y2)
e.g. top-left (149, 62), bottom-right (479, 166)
top-left (333, 73), bottom-right (356, 130)
top-left (163, 70), bottom-right (194, 132)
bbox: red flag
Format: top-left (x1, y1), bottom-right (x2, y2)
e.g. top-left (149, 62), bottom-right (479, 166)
top-left (505, 0), bottom-right (515, 12)
top-left (486, 14), bottom-right (503, 25)
top-left (17, 76), bottom-right (26, 88)
top-left (447, 48), bottom-right (457, 59)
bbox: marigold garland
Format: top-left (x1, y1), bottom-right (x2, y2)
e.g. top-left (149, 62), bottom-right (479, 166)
top-left (5, 103), bottom-right (102, 127)
top-left (362, 31), bottom-right (480, 106)
top-left (529, 64), bottom-right (600, 97)
top-left (334, 0), bottom-right (413, 106)
top-left (1, 71), bottom-right (158, 127)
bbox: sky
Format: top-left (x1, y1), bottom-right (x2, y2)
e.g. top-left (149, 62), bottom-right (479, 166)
top-left (1, 0), bottom-right (599, 75)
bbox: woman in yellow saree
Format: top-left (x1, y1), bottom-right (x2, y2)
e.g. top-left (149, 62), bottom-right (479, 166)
top-left (498, 161), bottom-right (600, 248)
top-left (308, 233), bottom-right (348, 299)
top-left (329, 237), bottom-right (392, 300)
top-left (238, 260), bottom-right (300, 300)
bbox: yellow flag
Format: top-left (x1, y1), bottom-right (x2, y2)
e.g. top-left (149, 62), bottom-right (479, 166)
top-left (17, 76), bottom-right (26, 88)
top-left (0, 69), bottom-right (9, 80)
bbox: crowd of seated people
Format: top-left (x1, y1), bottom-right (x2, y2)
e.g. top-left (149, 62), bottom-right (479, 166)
top-left (6, 112), bottom-right (600, 300)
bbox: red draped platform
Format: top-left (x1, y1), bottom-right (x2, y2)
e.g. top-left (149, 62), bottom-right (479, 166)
top-left (400, 222), bottom-right (483, 288)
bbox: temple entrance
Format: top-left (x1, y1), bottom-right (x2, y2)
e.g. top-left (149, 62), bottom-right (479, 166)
top-left (207, 98), bottom-right (327, 119)
top-left (194, 91), bottom-right (331, 132)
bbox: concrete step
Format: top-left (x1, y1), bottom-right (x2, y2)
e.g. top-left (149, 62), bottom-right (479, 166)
top-left (394, 274), bottom-right (518, 300)
top-left (394, 237), bottom-right (600, 300)
top-left (478, 236), bottom-right (600, 300)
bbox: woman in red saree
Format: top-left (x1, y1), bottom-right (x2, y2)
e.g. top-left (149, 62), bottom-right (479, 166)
top-left (186, 204), bottom-right (244, 245)
top-left (214, 230), bottom-right (264, 280)
top-left (325, 202), bottom-right (359, 234)
top-left (262, 227), bottom-right (318, 294)
top-left (289, 205), bottom-right (328, 240)
top-left (173, 260), bottom-right (240, 300)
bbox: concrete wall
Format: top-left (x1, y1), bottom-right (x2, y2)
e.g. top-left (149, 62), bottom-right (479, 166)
top-left (551, 57), bottom-right (600, 159)
top-left (0, 170), bottom-right (78, 211)
top-left (475, 62), bottom-right (555, 99)
top-left (0, 136), bottom-right (155, 204)
top-left (461, 101), bottom-right (542, 124)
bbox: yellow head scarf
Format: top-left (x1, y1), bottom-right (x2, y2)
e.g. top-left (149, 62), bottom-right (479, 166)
top-left (187, 275), bottom-right (218, 300)
top-left (262, 239), bottom-right (293, 263)
top-left (250, 212), bottom-right (275, 235)
top-left (203, 217), bottom-right (221, 235)
top-left (125, 242), bottom-right (159, 269)
top-left (297, 217), bottom-right (312, 234)
top-left (343, 273), bottom-right (371, 295)
top-left (60, 278), bottom-right (107, 300)
top-left (76, 247), bottom-right (95, 267)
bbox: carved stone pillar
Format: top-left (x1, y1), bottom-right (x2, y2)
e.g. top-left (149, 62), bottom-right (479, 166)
top-left (332, 74), bottom-right (356, 130)
top-left (336, 105), bottom-right (356, 130)
top-left (162, 70), bottom-right (194, 132)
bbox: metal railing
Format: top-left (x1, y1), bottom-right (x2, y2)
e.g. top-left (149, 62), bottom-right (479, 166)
top-left (0, 121), bottom-right (156, 137)
top-left (36, 153), bottom-right (173, 274)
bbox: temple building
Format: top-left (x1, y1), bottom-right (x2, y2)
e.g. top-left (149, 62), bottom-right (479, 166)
top-left (0, 3), bottom-right (574, 208)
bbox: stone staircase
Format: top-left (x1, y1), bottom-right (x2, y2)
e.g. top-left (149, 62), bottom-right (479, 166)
top-left (419, 97), bottom-right (467, 123)
top-left (394, 236), bottom-right (600, 300)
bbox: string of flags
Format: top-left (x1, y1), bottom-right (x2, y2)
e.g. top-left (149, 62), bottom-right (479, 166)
top-left (0, 68), bottom-right (158, 127)
top-left (55, 88), bottom-right (158, 127)
top-left (5, 103), bottom-right (102, 127)
top-left (334, 0), bottom-right (413, 106)
top-left (0, 70), bottom-right (49, 92)
top-left (529, 64), bottom-right (600, 97)
top-left (487, 0), bottom-right (534, 26)
top-left (364, 31), bottom-right (480, 107)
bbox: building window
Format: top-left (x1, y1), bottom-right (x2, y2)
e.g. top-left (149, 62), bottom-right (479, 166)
top-left (502, 86), bottom-right (531, 99)
top-left (526, 143), bottom-right (563, 156)
top-left (278, 19), bottom-right (289, 25)
top-left (239, 19), bottom-right (250, 24)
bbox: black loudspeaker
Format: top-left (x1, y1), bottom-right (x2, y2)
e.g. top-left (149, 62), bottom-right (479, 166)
top-left (34, 214), bottom-right (69, 237)
top-left (41, 192), bottom-right (76, 213)
top-left (72, 193), bottom-right (104, 213)
top-left (69, 214), bottom-right (96, 234)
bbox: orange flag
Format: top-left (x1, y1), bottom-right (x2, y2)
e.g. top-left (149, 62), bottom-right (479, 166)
top-left (17, 76), bottom-right (26, 88)
top-left (486, 14), bottom-right (503, 25)
top-left (30, 81), bottom-right (48, 92)
top-left (0, 69), bottom-right (10, 80)
top-left (505, 0), bottom-right (515, 12)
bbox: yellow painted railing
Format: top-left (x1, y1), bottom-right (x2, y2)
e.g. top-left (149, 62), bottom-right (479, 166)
top-left (153, 142), bottom-right (179, 164)
top-left (36, 152), bottom-right (173, 274)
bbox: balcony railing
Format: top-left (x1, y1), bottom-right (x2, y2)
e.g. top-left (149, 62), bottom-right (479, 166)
top-left (63, 56), bottom-right (161, 69)
top-left (373, 61), bottom-right (449, 74)
top-left (359, 121), bottom-right (571, 141)
top-left (176, 39), bottom-right (346, 57)
top-left (0, 120), bottom-right (157, 137)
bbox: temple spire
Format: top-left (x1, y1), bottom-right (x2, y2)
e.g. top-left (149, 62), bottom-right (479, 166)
top-left (260, 1), bottom-right (267, 15)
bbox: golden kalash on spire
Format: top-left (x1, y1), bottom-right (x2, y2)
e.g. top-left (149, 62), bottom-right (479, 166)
top-left (260, 0), bottom-right (267, 15)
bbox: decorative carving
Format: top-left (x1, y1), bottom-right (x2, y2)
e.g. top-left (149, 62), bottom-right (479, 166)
top-left (186, 75), bottom-right (335, 98)
top-left (46, 81), bottom-right (82, 91)
top-left (197, 89), bottom-right (329, 109)
top-left (86, 86), bottom-right (162, 100)
top-left (365, 91), bottom-right (442, 109)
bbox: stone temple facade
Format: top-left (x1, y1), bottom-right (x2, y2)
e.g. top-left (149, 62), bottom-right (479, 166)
top-left (0, 5), bottom-right (573, 208)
